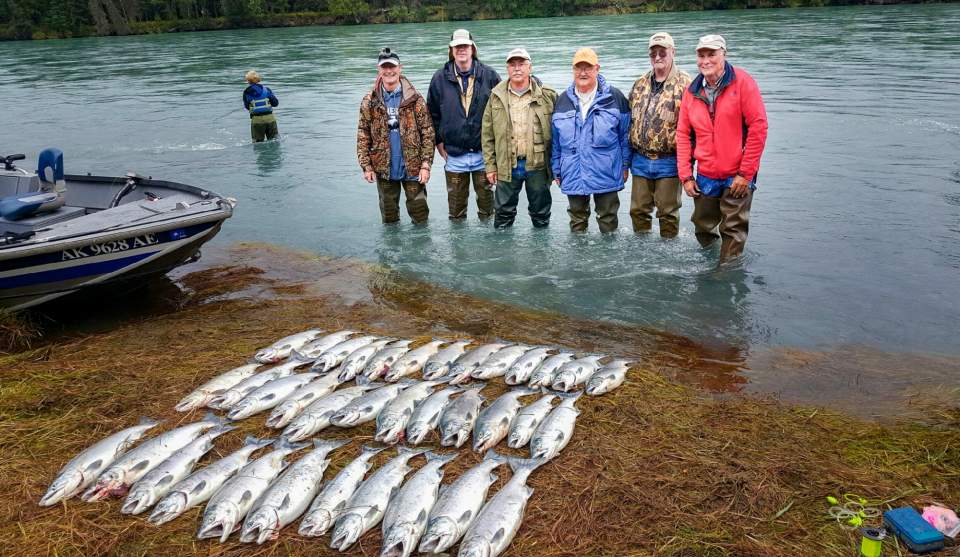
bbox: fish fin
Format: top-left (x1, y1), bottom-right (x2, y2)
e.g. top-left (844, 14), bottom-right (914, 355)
top-left (365, 504), bottom-right (380, 520)
top-left (262, 393), bottom-right (277, 401)
top-left (361, 444), bottom-right (387, 457)
top-left (156, 474), bottom-right (175, 487)
top-left (508, 456), bottom-right (549, 474)
top-left (416, 508), bottom-right (427, 523)
top-left (556, 390), bottom-right (584, 401)
top-left (274, 437), bottom-right (309, 452)
top-left (491, 527), bottom-right (507, 546)
top-left (131, 459), bottom-right (151, 473)
top-left (397, 446), bottom-right (428, 457)
top-left (211, 424), bottom-right (238, 436)
top-left (201, 411), bottom-right (229, 425)
top-left (458, 509), bottom-right (473, 524)
top-left (279, 494), bottom-right (291, 511)
top-left (314, 438), bottom-right (350, 450)
top-left (483, 449), bottom-right (508, 464)
top-left (425, 451), bottom-right (458, 465)
top-left (498, 416), bottom-right (510, 427)
top-left (554, 431), bottom-right (565, 442)
top-left (191, 480), bottom-right (207, 494)
top-left (84, 459), bottom-right (104, 472)
top-left (239, 490), bottom-right (253, 504)
top-left (244, 436), bottom-right (274, 448)
top-left (139, 417), bottom-right (161, 427)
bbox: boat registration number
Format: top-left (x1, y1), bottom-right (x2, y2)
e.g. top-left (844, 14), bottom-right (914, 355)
top-left (61, 233), bottom-right (160, 261)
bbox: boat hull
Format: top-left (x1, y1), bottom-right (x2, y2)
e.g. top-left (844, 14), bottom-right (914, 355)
top-left (0, 219), bottom-right (224, 311)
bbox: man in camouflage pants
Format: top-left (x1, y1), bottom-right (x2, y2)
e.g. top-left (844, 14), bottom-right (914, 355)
top-left (357, 48), bottom-right (435, 224)
top-left (627, 32), bottom-right (692, 237)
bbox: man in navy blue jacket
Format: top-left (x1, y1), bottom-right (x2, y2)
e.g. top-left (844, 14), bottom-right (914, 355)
top-left (427, 29), bottom-right (502, 221)
top-left (551, 48), bottom-right (631, 233)
top-left (243, 70), bottom-right (279, 143)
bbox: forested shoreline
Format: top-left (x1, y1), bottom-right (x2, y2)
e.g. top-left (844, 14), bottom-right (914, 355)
top-left (0, 0), bottom-right (940, 41)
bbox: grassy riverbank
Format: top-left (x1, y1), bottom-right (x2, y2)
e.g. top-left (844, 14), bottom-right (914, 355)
top-left (2, 243), bottom-right (959, 556)
top-left (1, 0), bottom-right (947, 41)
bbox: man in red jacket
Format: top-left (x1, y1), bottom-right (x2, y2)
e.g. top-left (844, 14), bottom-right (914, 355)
top-left (677, 34), bottom-right (768, 261)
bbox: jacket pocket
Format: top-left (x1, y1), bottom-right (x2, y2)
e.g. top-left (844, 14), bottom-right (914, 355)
top-left (553, 112), bottom-right (577, 149)
top-left (591, 110), bottom-right (619, 148)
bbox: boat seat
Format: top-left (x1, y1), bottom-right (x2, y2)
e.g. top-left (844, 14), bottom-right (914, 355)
top-left (0, 205), bottom-right (86, 235)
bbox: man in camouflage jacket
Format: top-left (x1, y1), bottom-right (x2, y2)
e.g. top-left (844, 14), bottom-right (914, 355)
top-left (627, 32), bottom-right (692, 237)
top-left (357, 48), bottom-right (436, 224)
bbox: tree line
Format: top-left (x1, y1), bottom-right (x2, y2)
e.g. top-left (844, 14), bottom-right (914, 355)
top-left (0, 0), bottom-right (934, 40)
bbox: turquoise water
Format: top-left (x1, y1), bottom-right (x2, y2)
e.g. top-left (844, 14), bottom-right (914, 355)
top-left (4, 4), bottom-right (960, 355)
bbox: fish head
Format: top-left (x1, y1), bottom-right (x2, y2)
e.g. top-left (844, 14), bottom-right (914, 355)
top-left (440, 421), bottom-right (469, 448)
top-left (458, 537), bottom-right (493, 557)
top-left (472, 425), bottom-right (494, 452)
top-left (80, 468), bottom-right (126, 502)
top-left (197, 501), bottom-right (241, 543)
top-left (298, 508), bottom-right (334, 537)
top-left (406, 422), bottom-right (431, 445)
top-left (254, 347), bottom-right (284, 364)
top-left (529, 437), bottom-right (555, 461)
top-left (586, 375), bottom-right (610, 395)
top-left (148, 492), bottom-right (187, 525)
top-left (330, 407), bottom-right (360, 427)
top-left (281, 415), bottom-right (318, 442)
top-left (120, 484), bottom-right (155, 515)
top-left (419, 516), bottom-right (460, 553)
top-left (381, 522), bottom-right (419, 557)
top-left (338, 361), bottom-right (359, 382)
top-left (552, 371), bottom-right (575, 392)
top-left (422, 362), bottom-right (446, 380)
top-left (226, 398), bottom-right (256, 420)
top-left (208, 390), bottom-right (242, 410)
top-left (507, 427), bottom-right (529, 449)
top-left (240, 506), bottom-right (280, 545)
top-left (329, 512), bottom-right (363, 552)
top-left (376, 417), bottom-right (405, 445)
top-left (39, 469), bottom-right (84, 507)
top-left (265, 402), bottom-right (299, 429)
top-left (174, 391), bottom-right (208, 412)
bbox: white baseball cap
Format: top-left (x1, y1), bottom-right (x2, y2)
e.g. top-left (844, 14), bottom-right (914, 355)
top-left (696, 34), bottom-right (726, 51)
top-left (506, 47), bottom-right (531, 62)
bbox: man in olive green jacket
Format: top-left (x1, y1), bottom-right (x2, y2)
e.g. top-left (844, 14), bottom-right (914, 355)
top-left (481, 48), bottom-right (558, 228)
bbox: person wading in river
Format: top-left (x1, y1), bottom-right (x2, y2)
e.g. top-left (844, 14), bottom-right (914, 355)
top-left (427, 29), bottom-right (501, 221)
top-left (627, 32), bottom-right (691, 237)
top-left (551, 48), bottom-right (631, 233)
top-left (677, 35), bottom-right (768, 261)
top-left (481, 48), bottom-right (557, 229)
top-left (243, 70), bottom-right (279, 143)
top-left (356, 48), bottom-right (435, 225)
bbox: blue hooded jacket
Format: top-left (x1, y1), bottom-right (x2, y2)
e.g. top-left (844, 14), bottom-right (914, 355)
top-left (242, 83), bottom-right (279, 117)
top-left (550, 75), bottom-right (631, 196)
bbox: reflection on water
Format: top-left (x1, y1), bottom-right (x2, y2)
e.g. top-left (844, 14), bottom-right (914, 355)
top-left (253, 139), bottom-right (283, 175)
top-left (4, 4), bottom-right (960, 357)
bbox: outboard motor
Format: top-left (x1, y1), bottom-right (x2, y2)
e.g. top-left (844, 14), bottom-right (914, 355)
top-left (0, 148), bottom-right (67, 220)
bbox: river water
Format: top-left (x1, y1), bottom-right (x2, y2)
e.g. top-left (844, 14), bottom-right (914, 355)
top-left (4, 5), bottom-right (960, 363)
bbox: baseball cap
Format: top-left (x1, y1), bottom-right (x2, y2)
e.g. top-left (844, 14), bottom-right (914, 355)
top-left (377, 47), bottom-right (400, 66)
top-left (649, 32), bottom-right (675, 49)
top-left (506, 47), bottom-right (531, 62)
top-left (572, 47), bottom-right (599, 67)
top-left (449, 29), bottom-right (475, 48)
top-left (696, 34), bottom-right (726, 51)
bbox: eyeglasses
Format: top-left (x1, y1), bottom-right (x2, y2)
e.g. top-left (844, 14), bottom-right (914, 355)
top-left (573, 66), bottom-right (596, 75)
top-left (649, 50), bottom-right (670, 59)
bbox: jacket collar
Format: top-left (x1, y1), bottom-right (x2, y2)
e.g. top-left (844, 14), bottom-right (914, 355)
top-left (372, 75), bottom-right (420, 105)
top-left (565, 73), bottom-right (611, 107)
top-left (689, 61), bottom-right (736, 96)
top-left (492, 76), bottom-right (545, 104)
top-left (444, 59), bottom-right (487, 83)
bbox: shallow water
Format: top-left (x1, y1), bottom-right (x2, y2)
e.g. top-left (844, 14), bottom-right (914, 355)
top-left (4, 4), bottom-right (960, 359)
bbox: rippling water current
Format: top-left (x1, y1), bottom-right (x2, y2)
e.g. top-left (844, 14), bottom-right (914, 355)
top-left (4, 5), bottom-right (960, 358)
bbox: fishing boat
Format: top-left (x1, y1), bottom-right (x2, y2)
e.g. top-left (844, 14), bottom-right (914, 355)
top-left (0, 148), bottom-right (235, 311)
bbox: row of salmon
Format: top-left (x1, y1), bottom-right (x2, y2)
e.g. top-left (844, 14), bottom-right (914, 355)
top-left (41, 412), bottom-right (539, 557)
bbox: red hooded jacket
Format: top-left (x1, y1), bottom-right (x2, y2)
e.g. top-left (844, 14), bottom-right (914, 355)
top-left (677, 63), bottom-right (768, 183)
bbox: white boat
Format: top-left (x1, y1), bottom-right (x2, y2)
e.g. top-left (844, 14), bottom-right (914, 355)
top-left (0, 148), bottom-right (235, 311)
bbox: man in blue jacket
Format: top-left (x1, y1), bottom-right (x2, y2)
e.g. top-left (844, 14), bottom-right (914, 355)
top-left (242, 70), bottom-right (279, 143)
top-left (427, 29), bottom-right (502, 221)
top-left (551, 48), bottom-right (631, 233)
